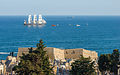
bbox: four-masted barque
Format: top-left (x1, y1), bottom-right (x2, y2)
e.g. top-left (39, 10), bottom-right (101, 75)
top-left (24, 14), bottom-right (46, 25)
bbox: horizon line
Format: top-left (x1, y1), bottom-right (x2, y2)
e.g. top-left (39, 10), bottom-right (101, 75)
top-left (0, 14), bottom-right (120, 16)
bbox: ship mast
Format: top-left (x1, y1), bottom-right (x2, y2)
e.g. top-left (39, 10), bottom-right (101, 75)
top-left (28, 15), bottom-right (32, 24)
top-left (38, 14), bottom-right (42, 24)
top-left (33, 14), bottom-right (37, 24)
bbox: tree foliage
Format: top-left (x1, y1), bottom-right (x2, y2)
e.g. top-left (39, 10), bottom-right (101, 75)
top-left (13, 40), bottom-right (54, 75)
top-left (70, 56), bottom-right (95, 75)
top-left (110, 49), bottom-right (119, 75)
top-left (98, 54), bottom-right (111, 74)
top-left (98, 49), bottom-right (119, 75)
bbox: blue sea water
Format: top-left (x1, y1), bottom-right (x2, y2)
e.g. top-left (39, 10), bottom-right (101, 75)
top-left (0, 15), bottom-right (120, 59)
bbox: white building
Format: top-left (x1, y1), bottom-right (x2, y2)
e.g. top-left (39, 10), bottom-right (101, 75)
top-left (0, 62), bottom-right (4, 75)
top-left (5, 55), bottom-right (17, 74)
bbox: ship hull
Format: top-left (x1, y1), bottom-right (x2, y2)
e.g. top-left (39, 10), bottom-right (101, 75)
top-left (24, 24), bottom-right (32, 25)
top-left (24, 23), bottom-right (46, 25)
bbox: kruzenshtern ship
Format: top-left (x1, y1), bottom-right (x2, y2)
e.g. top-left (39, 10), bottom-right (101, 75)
top-left (24, 14), bottom-right (46, 25)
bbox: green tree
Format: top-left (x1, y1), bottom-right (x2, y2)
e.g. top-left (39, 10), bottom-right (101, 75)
top-left (110, 49), bottom-right (119, 75)
top-left (98, 54), bottom-right (111, 75)
top-left (13, 40), bottom-right (54, 75)
top-left (70, 56), bottom-right (95, 75)
top-left (98, 49), bottom-right (120, 75)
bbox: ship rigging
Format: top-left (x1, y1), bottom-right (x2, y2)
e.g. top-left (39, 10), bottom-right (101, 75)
top-left (24, 14), bottom-right (46, 25)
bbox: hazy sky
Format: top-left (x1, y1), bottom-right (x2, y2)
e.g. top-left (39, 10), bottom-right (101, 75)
top-left (0, 0), bottom-right (120, 15)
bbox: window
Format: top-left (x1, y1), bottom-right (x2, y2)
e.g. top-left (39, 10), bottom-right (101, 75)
top-left (72, 50), bottom-right (75, 54)
top-left (66, 51), bottom-right (68, 54)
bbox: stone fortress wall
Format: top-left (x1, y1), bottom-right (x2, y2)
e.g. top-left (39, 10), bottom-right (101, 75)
top-left (64, 48), bottom-right (98, 60)
top-left (64, 49), bottom-right (83, 59)
top-left (17, 47), bottom-right (98, 61)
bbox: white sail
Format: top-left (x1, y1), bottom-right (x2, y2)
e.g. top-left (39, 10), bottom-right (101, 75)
top-left (28, 15), bottom-right (32, 24)
top-left (38, 14), bottom-right (42, 24)
top-left (42, 19), bottom-right (47, 24)
top-left (33, 14), bottom-right (37, 24)
top-left (25, 14), bottom-right (46, 25)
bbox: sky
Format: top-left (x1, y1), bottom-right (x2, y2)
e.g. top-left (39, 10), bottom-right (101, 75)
top-left (0, 0), bottom-right (120, 15)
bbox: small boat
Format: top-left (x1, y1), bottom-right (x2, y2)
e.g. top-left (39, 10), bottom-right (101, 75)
top-left (86, 23), bottom-right (88, 26)
top-left (52, 25), bottom-right (56, 26)
top-left (56, 24), bottom-right (59, 26)
top-left (76, 24), bottom-right (80, 26)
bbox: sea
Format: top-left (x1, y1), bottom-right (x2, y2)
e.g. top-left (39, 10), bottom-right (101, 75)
top-left (0, 15), bottom-right (120, 60)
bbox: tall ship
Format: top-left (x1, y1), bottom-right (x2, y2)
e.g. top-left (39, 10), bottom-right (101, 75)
top-left (24, 14), bottom-right (47, 25)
